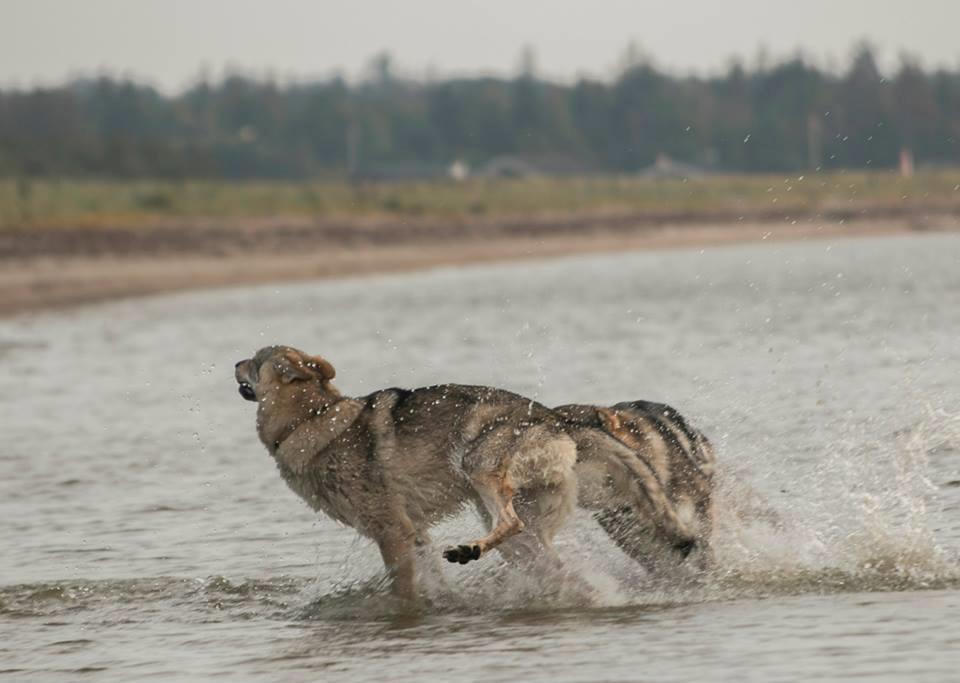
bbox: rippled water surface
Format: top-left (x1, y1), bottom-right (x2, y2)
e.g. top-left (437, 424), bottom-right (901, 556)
top-left (2, 234), bottom-right (960, 681)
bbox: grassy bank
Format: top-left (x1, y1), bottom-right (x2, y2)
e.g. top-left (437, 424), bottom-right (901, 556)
top-left (2, 170), bottom-right (959, 230)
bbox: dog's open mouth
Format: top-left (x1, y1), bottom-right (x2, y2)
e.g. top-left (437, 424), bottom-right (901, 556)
top-left (238, 382), bottom-right (256, 401)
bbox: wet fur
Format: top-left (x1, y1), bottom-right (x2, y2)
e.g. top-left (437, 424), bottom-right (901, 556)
top-left (236, 346), bottom-right (578, 599)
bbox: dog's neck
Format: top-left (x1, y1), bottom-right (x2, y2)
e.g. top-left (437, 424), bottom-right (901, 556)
top-left (272, 395), bottom-right (366, 474)
top-left (256, 379), bottom-right (345, 454)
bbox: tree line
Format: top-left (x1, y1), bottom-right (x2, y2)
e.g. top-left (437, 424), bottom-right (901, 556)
top-left (1, 46), bottom-right (958, 179)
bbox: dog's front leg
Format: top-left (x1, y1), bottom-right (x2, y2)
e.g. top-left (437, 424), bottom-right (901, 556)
top-left (375, 527), bottom-right (418, 600)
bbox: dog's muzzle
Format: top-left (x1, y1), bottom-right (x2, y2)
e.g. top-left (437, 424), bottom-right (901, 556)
top-left (238, 382), bottom-right (256, 401)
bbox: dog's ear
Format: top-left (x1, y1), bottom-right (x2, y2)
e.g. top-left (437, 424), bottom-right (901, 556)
top-left (303, 354), bottom-right (336, 380)
top-left (596, 407), bottom-right (622, 432)
top-left (275, 353), bottom-right (313, 383)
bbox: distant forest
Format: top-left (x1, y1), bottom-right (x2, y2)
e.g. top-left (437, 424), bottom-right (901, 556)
top-left (1, 46), bottom-right (958, 179)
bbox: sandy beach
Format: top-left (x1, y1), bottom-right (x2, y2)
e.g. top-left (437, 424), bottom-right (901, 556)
top-left (2, 207), bottom-right (958, 317)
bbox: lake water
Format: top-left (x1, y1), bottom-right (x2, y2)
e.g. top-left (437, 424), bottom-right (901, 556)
top-left (2, 233), bottom-right (960, 681)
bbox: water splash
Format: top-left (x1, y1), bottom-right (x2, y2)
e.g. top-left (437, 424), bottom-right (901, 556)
top-left (4, 410), bottom-right (959, 622)
top-left (705, 406), bottom-right (960, 597)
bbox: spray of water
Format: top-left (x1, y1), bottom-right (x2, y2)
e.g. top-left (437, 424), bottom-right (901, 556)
top-left (298, 408), bottom-right (960, 617)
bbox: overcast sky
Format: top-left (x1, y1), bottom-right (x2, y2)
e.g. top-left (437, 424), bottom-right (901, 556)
top-left (2, 0), bottom-right (958, 91)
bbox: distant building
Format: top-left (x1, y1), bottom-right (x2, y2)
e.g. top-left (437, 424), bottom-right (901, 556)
top-left (477, 155), bottom-right (594, 178)
top-left (478, 156), bottom-right (541, 178)
top-left (448, 159), bottom-right (469, 181)
top-left (638, 153), bottom-right (708, 179)
top-left (354, 159), bottom-right (470, 182)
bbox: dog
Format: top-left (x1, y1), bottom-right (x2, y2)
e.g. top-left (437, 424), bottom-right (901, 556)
top-left (555, 400), bottom-right (715, 571)
top-left (235, 345), bottom-right (582, 599)
top-left (235, 345), bottom-right (701, 598)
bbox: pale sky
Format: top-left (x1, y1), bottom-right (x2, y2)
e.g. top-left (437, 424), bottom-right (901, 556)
top-left (1, 0), bottom-right (958, 91)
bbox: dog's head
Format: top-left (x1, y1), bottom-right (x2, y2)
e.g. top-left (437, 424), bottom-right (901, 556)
top-left (234, 345), bottom-right (337, 403)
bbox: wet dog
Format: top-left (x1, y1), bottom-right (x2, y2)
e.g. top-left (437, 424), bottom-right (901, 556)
top-left (235, 346), bottom-right (702, 598)
top-left (235, 345), bottom-right (581, 599)
top-left (556, 400), bottom-right (715, 571)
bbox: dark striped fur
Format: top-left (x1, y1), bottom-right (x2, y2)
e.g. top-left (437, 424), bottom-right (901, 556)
top-left (557, 400), bottom-right (716, 571)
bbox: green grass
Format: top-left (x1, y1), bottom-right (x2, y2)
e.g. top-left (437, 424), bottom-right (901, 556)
top-left (2, 170), bottom-right (959, 230)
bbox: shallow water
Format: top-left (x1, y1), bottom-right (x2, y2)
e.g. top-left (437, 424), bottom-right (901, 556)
top-left (2, 233), bottom-right (960, 681)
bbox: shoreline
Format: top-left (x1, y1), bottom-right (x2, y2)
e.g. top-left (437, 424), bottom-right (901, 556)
top-left (1, 212), bottom-right (957, 318)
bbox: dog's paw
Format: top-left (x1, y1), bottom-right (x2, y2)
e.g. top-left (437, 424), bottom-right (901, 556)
top-left (442, 544), bottom-right (482, 565)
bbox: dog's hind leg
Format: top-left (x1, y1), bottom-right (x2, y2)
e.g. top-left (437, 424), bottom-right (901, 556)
top-left (443, 475), bottom-right (524, 565)
top-left (691, 495), bottom-right (717, 571)
top-left (499, 484), bottom-right (572, 567)
top-left (594, 506), bottom-right (663, 573)
top-left (499, 486), bottom-right (597, 602)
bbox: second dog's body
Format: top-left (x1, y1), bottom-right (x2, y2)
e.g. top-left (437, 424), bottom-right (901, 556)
top-left (557, 400), bottom-right (716, 570)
